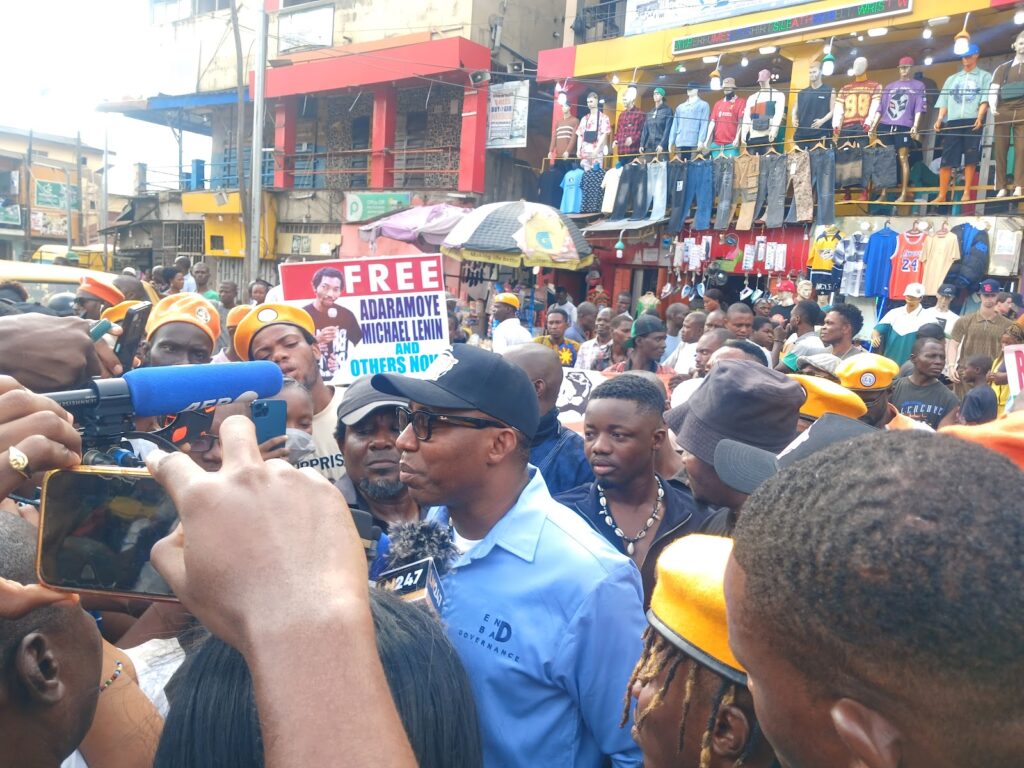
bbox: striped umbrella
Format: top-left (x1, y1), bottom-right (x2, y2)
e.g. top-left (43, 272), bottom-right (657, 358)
top-left (441, 201), bottom-right (593, 269)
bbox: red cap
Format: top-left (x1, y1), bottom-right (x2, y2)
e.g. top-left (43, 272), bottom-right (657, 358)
top-left (898, 56), bottom-right (914, 66)
top-left (777, 280), bottom-right (797, 293)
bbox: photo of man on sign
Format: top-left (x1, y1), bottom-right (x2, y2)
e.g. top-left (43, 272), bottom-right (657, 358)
top-left (303, 267), bottom-right (363, 376)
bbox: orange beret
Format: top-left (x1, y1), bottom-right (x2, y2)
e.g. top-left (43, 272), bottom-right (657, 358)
top-left (939, 411), bottom-right (1024, 471)
top-left (77, 276), bottom-right (124, 307)
top-left (233, 303), bottom-right (315, 361)
top-left (146, 294), bottom-right (221, 346)
top-left (226, 305), bottom-right (252, 329)
top-left (100, 300), bottom-right (143, 324)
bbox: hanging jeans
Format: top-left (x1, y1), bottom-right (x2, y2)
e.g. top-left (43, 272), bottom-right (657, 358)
top-left (835, 146), bottom-right (863, 189)
top-left (862, 145), bottom-right (898, 188)
top-left (611, 162), bottom-right (646, 219)
top-left (627, 163), bottom-right (652, 220)
top-left (647, 161), bottom-right (668, 220)
top-left (809, 148), bottom-right (836, 225)
top-left (784, 151), bottom-right (814, 224)
top-left (677, 159), bottom-right (713, 231)
top-left (666, 163), bottom-right (689, 232)
top-left (752, 153), bottom-right (787, 228)
top-left (732, 154), bottom-right (761, 231)
top-left (712, 156), bottom-right (736, 230)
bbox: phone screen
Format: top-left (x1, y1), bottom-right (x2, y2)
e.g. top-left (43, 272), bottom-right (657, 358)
top-left (38, 469), bottom-right (178, 599)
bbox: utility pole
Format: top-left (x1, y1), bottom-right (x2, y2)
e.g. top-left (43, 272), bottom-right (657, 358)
top-left (75, 132), bottom-right (84, 247)
top-left (64, 167), bottom-right (73, 250)
top-left (24, 131), bottom-right (32, 260)
top-left (102, 125), bottom-right (109, 270)
top-left (230, 0), bottom-right (251, 280)
top-left (248, 3), bottom-right (268, 285)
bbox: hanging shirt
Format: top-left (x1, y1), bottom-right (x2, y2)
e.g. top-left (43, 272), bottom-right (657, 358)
top-left (669, 98), bottom-right (711, 149)
top-left (807, 229), bottom-right (844, 271)
top-left (888, 231), bottom-right (928, 301)
top-left (935, 68), bottom-right (994, 122)
top-left (560, 168), bottom-right (585, 214)
top-left (796, 84), bottom-right (834, 129)
top-left (863, 226), bottom-right (900, 298)
top-left (879, 78), bottom-right (927, 129)
top-left (837, 79), bottom-right (882, 128)
top-left (549, 117), bottom-right (580, 158)
top-left (538, 166), bottom-right (567, 208)
top-left (920, 232), bottom-right (961, 296)
top-left (709, 96), bottom-right (746, 145)
top-left (614, 106), bottom-right (646, 153)
top-left (601, 166), bottom-right (623, 213)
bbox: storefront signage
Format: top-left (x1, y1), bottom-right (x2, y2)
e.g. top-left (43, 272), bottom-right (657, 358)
top-left (33, 179), bottom-right (80, 211)
top-left (0, 204), bottom-right (20, 227)
top-left (343, 192), bottom-right (412, 223)
top-left (278, 254), bottom-right (449, 385)
top-left (627, 0), bottom-right (817, 36)
top-left (672, 0), bottom-right (912, 55)
top-left (487, 80), bottom-right (530, 149)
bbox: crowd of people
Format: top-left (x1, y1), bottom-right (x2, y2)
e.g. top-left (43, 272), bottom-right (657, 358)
top-left (0, 259), bottom-right (1022, 768)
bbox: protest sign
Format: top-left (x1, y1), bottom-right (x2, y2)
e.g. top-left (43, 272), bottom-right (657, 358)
top-left (279, 254), bottom-right (449, 384)
top-left (556, 369), bottom-right (673, 434)
top-left (1004, 343), bottom-right (1024, 397)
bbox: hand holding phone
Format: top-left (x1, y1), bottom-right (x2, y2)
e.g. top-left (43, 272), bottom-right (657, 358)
top-left (144, 416), bottom-right (372, 651)
top-left (114, 302), bottom-right (152, 372)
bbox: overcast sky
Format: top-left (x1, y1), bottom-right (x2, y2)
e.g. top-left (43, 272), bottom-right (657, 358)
top-left (3, 0), bottom-right (212, 194)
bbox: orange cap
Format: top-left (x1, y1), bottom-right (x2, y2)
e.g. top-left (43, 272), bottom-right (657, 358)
top-left (939, 411), bottom-right (1024, 471)
top-left (648, 534), bottom-right (746, 685)
top-left (77, 276), bottom-right (124, 307)
top-left (145, 294), bottom-right (221, 346)
top-left (226, 305), bottom-right (251, 329)
top-left (100, 300), bottom-right (143, 324)
top-left (233, 303), bottom-right (315, 361)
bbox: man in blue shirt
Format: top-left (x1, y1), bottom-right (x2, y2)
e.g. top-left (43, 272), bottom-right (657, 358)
top-left (372, 345), bottom-right (645, 768)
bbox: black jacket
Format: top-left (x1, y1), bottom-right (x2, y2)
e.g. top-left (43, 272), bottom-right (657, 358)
top-left (556, 478), bottom-right (712, 606)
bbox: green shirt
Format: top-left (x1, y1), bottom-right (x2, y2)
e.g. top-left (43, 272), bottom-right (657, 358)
top-left (935, 68), bottom-right (993, 122)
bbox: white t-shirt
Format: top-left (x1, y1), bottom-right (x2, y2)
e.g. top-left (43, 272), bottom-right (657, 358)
top-left (920, 307), bottom-right (960, 338)
top-left (551, 299), bottom-right (577, 324)
top-left (451, 524), bottom-right (484, 554)
top-left (295, 385), bottom-right (347, 482)
top-left (491, 317), bottom-right (533, 353)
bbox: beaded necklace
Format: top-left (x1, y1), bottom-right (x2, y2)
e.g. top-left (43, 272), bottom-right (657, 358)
top-left (596, 477), bottom-right (664, 555)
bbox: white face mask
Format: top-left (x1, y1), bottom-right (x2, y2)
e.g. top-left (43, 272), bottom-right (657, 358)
top-left (286, 428), bottom-right (316, 465)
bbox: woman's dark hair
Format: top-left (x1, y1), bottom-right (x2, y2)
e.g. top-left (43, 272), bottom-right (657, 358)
top-left (155, 590), bottom-right (483, 768)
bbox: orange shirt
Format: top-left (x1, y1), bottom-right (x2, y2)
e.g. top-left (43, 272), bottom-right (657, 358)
top-left (888, 231), bottom-right (928, 301)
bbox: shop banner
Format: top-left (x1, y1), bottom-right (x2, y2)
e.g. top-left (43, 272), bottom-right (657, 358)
top-left (625, 0), bottom-right (814, 35)
top-left (487, 80), bottom-right (530, 149)
top-left (0, 204), bottom-right (20, 227)
top-left (279, 254), bottom-right (449, 384)
top-left (30, 210), bottom-right (68, 237)
top-left (343, 192), bottom-right (412, 223)
top-left (1004, 344), bottom-right (1024, 398)
top-left (34, 179), bottom-right (80, 211)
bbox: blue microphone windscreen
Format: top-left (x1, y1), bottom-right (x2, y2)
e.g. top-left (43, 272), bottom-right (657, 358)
top-left (124, 361), bottom-right (284, 417)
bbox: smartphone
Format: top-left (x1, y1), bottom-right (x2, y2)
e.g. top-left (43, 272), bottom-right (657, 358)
top-left (114, 302), bottom-right (152, 371)
top-left (251, 398), bottom-right (286, 444)
top-left (37, 467), bottom-right (381, 600)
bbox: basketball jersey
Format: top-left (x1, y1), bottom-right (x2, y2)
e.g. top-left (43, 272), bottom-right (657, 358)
top-left (888, 231), bottom-right (928, 300)
top-left (838, 80), bottom-right (882, 127)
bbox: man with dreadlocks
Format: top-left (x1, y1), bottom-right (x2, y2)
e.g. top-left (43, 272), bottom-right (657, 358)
top-left (625, 535), bottom-right (778, 768)
top-left (725, 431), bottom-right (1024, 768)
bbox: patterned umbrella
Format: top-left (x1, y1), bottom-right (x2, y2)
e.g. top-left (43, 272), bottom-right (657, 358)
top-left (441, 201), bottom-right (593, 269)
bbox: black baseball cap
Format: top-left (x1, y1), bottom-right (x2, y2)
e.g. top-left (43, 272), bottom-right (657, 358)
top-left (337, 376), bottom-right (408, 426)
top-left (714, 413), bottom-right (877, 495)
top-left (625, 314), bottom-right (666, 350)
top-left (371, 345), bottom-right (540, 440)
top-left (979, 279), bottom-right (1002, 295)
top-left (937, 284), bottom-right (957, 298)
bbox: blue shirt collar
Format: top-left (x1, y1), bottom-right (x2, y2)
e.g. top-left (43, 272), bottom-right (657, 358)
top-left (430, 467), bottom-right (550, 566)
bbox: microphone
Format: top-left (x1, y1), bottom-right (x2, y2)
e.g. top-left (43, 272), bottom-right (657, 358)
top-left (49, 361), bottom-right (284, 418)
top-left (376, 520), bottom-right (456, 614)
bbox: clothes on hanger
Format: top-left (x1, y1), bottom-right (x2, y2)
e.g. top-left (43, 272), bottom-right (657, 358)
top-left (863, 224), bottom-right (900, 298)
top-left (887, 229), bottom-right (928, 300)
top-left (580, 164), bottom-right (605, 214)
top-left (732, 154), bottom-right (761, 231)
top-left (676, 157), bottom-right (714, 231)
top-left (809, 148), bottom-right (836, 225)
top-left (835, 144), bottom-right (864, 189)
top-left (610, 161), bottom-right (647, 220)
top-left (538, 165), bottom-right (567, 208)
top-left (783, 150), bottom-right (814, 224)
top-left (920, 229), bottom-right (961, 295)
top-left (945, 223), bottom-right (991, 291)
top-left (559, 167), bottom-right (585, 214)
top-left (712, 155), bottom-right (736, 230)
top-left (752, 153), bottom-right (788, 228)
top-left (837, 231), bottom-right (870, 297)
top-left (862, 144), bottom-right (898, 189)
top-left (647, 161), bottom-right (668, 221)
top-left (600, 166), bottom-right (623, 214)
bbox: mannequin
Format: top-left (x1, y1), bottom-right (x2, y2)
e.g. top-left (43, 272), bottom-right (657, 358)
top-left (990, 30), bottom-right (1024, 197)
top-left (792, 60), bottom-right (836, 147)
top-left (639, 87), bottom-right (673, 158)
top-left (612, 86), bottom-right (646, 163)
top-left (796, 279), bottom-right (814, 301)
top-left (832, 56), bottom-right (881, 146)
top-left (549, 99), bottom-right (580, 164)
top-left (576, 91), bottom-right (611, 170)
top-left (701, 76), bottom-right (746, 157)
top-left (932, 44), bottom-right (992, 203)
top-left (742, 69), bottom-right (786, 154)
top-left (870, 56), bottom-right (926, 203)
top-left (669, 84), bottom-right (710, 158)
